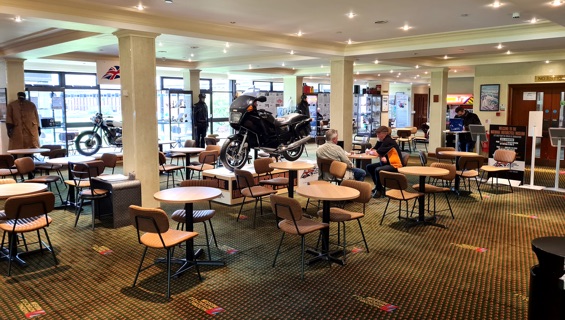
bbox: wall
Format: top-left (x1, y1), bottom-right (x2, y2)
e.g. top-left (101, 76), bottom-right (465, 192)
top-left (447, 77), bottom-right (474, 94)
top-left (474, 61), bottom-right (565, 128)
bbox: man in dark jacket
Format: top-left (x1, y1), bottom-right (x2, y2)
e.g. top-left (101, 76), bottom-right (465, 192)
top-left (193, 93), bottom-right (209, 148)
top-left (296, 94), bottom-right (310, 116)
top-left (454, 106), bottom-right (481, 152)
top-left (366, 126), bottom-right (403, 198)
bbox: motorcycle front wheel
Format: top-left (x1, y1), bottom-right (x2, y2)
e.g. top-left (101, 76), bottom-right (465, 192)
top-left (282, 142), bottom-right (304, 161)
top-left (75, 131), bottom-right (102, 156)
top-left (220, 136), bottom-right (249, 172)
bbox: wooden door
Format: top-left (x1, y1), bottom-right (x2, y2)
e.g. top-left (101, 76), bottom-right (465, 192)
top-left (413, 93), bottom-right (429, 129)
top-left (509, 84), bottom-right (565, 166)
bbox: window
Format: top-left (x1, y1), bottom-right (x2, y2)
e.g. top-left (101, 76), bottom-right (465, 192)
top-left (65, 74), bottom-right (97, 87)
top-left (272, 82), bottom-right (284, 91)
top-left (253, 81), bottom-right (271, 91)
top-left (25, 72), bottom-right (60, 86)
top-left (162, 77), bottom-right (184, 90)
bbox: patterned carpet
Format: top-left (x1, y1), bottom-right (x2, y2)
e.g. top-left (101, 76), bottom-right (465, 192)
top-left (1, 145), bottom-right (565, 319)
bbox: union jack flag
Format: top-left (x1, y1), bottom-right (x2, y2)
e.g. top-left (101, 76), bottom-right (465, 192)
top-left (102, 66), bottom-right (120, 81)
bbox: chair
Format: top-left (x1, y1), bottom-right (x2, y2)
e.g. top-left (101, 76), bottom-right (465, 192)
top-left (270, 194), bottom-right (329, 279)
top-left (379, 171), bottom-right (423, 225)
top-left (316, 180), bottom-right (371, 262)
top-left (171, 179), bottom-right (220, 260)
top-left (101, 153), bottom-right (118, 174)
top-left (205, 145), bottom-right (222, 166)
top-left (129, 205), bottom-right (201, 299)
top-left (480, 149), bottom-right (516, 194)
top-left (315, 136), bottom-right (326, 148)
top-left (253, 158), bottom-right (289, 189)
top-left (401, 153), bottom-right (411, 167)
top-left (169, 139), bottom-right (196, 165)
top-left (456, 155), bottom-right (485, 200)
top-left (413, 128), bottom-right (429, 152)
top-left (310, 160), bottom-right (347, 185)
top-left (14, 157), bottom-right (64, 204)
top-left (204, 136), bottom-right (218, 146)
top-left (0, 192), bottom-right (57, 276)
top-left (234, 169), bottom-right (277, 228)
top-left (186, 151), bottom-right (217, 180)
top-left (435, 147), bottom-right (456, 163)
top-left (70, 162), bottom-right (109, 230)
top-left (396, 129), bottom-right (413, 153)
top-left (36, 145), bottom-right (62, 162)
top-left (418, 150), bottom-right (428, 166)
top-left (35, 148), bottom-right (67, 181)
top-left (159, 152), bottom-right (184, 188)
top-left (411, 162), bottom-right (455, 219)
top-left (0, 154), bottom-right (19, 180)
top-left (63, 160), bottom-right (104, 205)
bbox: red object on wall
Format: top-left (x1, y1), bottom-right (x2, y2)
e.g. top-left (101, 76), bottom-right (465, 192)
top-left (482, 132), bottom-right (489, 153)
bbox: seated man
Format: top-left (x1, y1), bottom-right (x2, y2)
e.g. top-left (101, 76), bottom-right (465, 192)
top-left (366, 126), bottom-right (404, 198)
top-left (316, 129), bottom-right (366, 181)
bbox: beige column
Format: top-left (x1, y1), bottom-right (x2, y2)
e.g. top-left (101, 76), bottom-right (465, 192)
top-left (429, 68), bottom-right (448, 151)
top-left (330, 58), bottom-right (354, 150)
top-left (1, 59), bottom-right (26, 152)
top-left (188, 69), bottom-right (201, 104)
top-left (114, 30), bottom-right (160, 207)
top-left (283, 76), bottom-right (303, 109)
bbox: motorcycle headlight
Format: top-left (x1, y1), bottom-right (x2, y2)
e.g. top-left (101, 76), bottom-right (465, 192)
top-left (230, 112), bottom-right (242, 124)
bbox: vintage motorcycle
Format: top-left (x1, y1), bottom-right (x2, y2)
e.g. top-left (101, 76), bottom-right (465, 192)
top-left (220, 93), bottom-right (312, 171)
top-left (75, 113), bottom-right (122, 156)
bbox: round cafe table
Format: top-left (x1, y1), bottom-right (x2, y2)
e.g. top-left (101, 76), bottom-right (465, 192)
top-left (398, 166), bottom-right (449, 229)
top-left (168, 147), bottom-right (205, 177)
top-left (154, 186), bottom-right (224, 273)
top-left (269, 161), bottom-right (315, 198)
top-left (8, 148), bottom-right (50, 158)
top-left (347, 153), bottom-right (378, 168)
top-left (296, 183), bottom-right (359, 265)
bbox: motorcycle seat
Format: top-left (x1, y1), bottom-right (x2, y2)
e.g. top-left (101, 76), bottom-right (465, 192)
top-left (275, 113), bottom-right (306, 127)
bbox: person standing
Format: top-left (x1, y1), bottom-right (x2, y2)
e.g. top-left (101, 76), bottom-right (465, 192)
top-left (6, 91), bottom-right (41, 149)
top-left (193, 93), bottom-right (209, 148)
top-left (365, 126), bottom-right (403, 198)
top-left (296, 94), bottom-right (310, 116)
top-left (454, 106), bottom-right (481, 152)
top-left (316, 129), bottom-right (366, 181)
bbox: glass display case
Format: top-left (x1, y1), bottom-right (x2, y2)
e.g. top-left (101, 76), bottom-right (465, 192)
top-left (354, 94), bottom-right (381, 136)
top-left (157, 90), bottom-right (193, 143)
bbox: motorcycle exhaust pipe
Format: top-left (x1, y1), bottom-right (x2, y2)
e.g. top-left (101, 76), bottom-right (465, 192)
top-left (286, 135), bottom-right (312, 150)
top-left (260, 147), bottom-right (278, 153)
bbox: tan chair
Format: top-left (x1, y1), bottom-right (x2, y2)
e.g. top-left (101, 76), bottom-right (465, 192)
top-left (186, 150), bottom-right (217, 179)
top-left (204, 136), bottom-right (218, 146)
top-left (70, 161), bottom-right (109, 230)
top-left (234, 169), bottom-right (277, 228)
top-left (170, 139), bottom-right (196, 165)
top-left (36, 148), bottom-right (67, 181)
top-left (100, 153), bottom-right (118, 174)
top-left (253, 158), bottom-right (289, 189)
top-left (310, 160), bottom-right (347, 185)
top-left (412, 162), bottom-right (455, 219)
top-left (129, 205), bottom-right (201, 299)
top-left (413, 129), bottom-right (429, 152)
top-left (63, 160), bottom-right (104, 203)
top-left (480, 149), bottom-right (516, 194)
top-left (14, 157), bottom-right (64, 204)
top-left (0, 154), bottom-right (19, 180)
top-left (401, 153), bottom-right (411, 167)
top-left (317, 180), bottom-right (371, 262)
top-left (418, 150), bottom-right (428, 166)
top-left (159, 152), bottom-right (184, 188)
top-left (396, 129), bottom-right (414, 153)
top-left (379, 171), bottom-right (423, 225)
top-left (456, 155), bottom-right (485, 200)
top-left (171, 179), bottom-right (220, 260)
top-left (0, 192), bottom-right (57, 276)
top-left (435, 147), bottom-right (456, 163)
top-left (270, 194), bottom-right (329, 279)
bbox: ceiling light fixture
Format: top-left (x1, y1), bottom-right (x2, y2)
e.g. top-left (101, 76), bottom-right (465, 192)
top-left (347, 39), bottom-right (352, 45)
top-left (551, 0), bottom-right (562, 6)
top-left (225, 42), bottom-right (230, 48)
top-left (497, 43), bottom-right (503, 49)
top-left (347, 12), bottom-right (357, 19)
top-left (282, 62), bottom-right (285, 66)
top-left (290, 50), bottom-right (294, 55)
top-left (492, 1), bottom-right (502, 8)
top-left (356, 71), bottom-right (360, 75)
top-left (223, 48), bottom-right (227, 53)
top-left (136, 4), bottom-right (144, 10)
top-left (401, 24), bottom-right (412, 31)
top-left (14, 16), bottom-right (23, 22)
top-left (530, 17), bottom-right (538, 23)
top-left (415, 65), bottom-right (419, 69)
top-left (545, 60), bottom-right (550, 63)
top-left (297, 30), bottom-right (303, 37)
top-left (506, 50), bottom-right (511, 54)
top-left (444, 55), bottom-right (449, 59)
top-left (165, 0), bottom-right (173, 3)
top-left (374, 60), bottom-right (379, 64)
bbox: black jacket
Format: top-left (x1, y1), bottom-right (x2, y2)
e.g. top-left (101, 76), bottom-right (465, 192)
top-left (296, 101), bottom-right (309, 116)
top-left (455, 111), bottom-right (481, 141)
top-left (374, 134), bottom-right (402, 160)
top-left (193, 101), bottom-right (208, 128)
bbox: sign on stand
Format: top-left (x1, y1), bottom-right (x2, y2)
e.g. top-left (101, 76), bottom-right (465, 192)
top-left (488, 125), bottom-right (527, 184)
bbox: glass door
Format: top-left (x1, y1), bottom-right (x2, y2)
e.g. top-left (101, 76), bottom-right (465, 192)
top-left (162, 90), bottom-right (192, 144)
top-left (27, 88), bottom-right (66, 148)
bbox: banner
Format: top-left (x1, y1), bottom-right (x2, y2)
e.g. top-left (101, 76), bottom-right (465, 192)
top-left (488, 125), bottom-right (527, 183)
top-left (96, 60), bottom-right (121, 85)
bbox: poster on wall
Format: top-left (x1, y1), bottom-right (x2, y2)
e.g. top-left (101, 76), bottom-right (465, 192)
top-left (97, 60), bottom-right (121, 85)
top-left (488, 124), bottom-right (527, 183)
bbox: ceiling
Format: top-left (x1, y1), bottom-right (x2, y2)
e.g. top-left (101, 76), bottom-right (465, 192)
top-left (1, 0), bottom-right (565, 84)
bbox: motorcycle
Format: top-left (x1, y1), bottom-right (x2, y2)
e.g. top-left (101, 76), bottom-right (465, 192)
top-left (75, 113), bottom-right (122, 156)
top-left (220, 93), bottom-right (312, 171)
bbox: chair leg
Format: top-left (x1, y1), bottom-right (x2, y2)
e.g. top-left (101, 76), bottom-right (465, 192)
top-left (357, 219), bottom-right (369, 253)
top-left (341, 222), bottom-right (347, 263)
top-left (236, 197), bottom-right (246, 222)
top-left (444, 192), bottom-right (454, 219)
top-left (133, 247), bottom-right (148, 287)
top-left (300, 235), bottom-right (305, 280)
top-left (272, 232), bottom-right (285, 267)
top-left (74, 198), bottom-right (85, 227)
top-left (8, 232), bottom-right (16, 276)
top-left (380, 198), bottom-right (391, 225)
top-left (253, 198), bottom-right (259, 229)
top-left (208, 220), bottom-right (219, 248)
top-left (43, 228), bottom-right (58, 265)
top-left (474, 177), bottom-right (483, 200)
top-left (202, 221), bottom-right (212, 259)
top-left (166, 248), bottom-right (172, 299)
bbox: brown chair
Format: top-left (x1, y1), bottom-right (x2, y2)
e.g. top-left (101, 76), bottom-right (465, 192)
top-left (413, 128), bottom-right (429, 152)
top-left (317, 180), bottom-right (371, 262)
top-left (253, 158), bottom-right (289, 189)
top-left (70, 161), bottom-right (109, 230)
top-left (159, 152), bottom-right (184, 188)
top-left (36, 148), bottom-right (67, 181)
top-left (310, 160), bottom-right (347, 185)
top-left (435, 147), bottom-right (456, 163)
top-left (379, 171), bottom-right (423, 225)
top-left (412, 162), bottom-right (455, 219)
top-left (63, 160), bottom-right (104, 203)
top-left (418, 150), bottom-right (428, 166)
top-left (171, 179), bottom-right (220, 260)
top-left (186, 151), bottom-right (217, 179)
top-left (14, 157), bottom-right (64, 205)
top-left (170, 139), bottom-right (196, 165)
top-left (204, 136), bottom-right (218, 146)
top-left (401, 152), bottom-right (411, 167)
top-left (480, 149), bottom-right (516, 194)
top-left (456, 155), bottom-right (485, 200)
top-left (129, 205), bottom-right (201, 299)
top-left (270, 194), bottom-right (329, 279)
top-left (234, 169), bottom-right (277, 228)
top-left (0, 154), bottom-right (19, 180)
top-left (396, 129), bottom-right (413, 153)
top-left (0, 192), bottom-right (57, 276)
top-left (101, 153), bottom-right (118, 174)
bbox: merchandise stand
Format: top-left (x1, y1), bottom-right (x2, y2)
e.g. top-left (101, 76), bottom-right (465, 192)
top-left (545, 127), bottom-right (565, 193)
top-left (519, 112), bottom-right (545, 190)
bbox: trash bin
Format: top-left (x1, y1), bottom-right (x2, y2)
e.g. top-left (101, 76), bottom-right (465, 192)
top-left (528, 237), bottom-right (565, 320)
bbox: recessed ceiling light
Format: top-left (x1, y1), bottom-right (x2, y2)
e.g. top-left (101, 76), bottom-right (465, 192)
top-left (223, 48), bottom-right (227, 53)
top-left (188, 58), bottom-right (192, 62)
top-left (135, 4), bottom-right (144, 10)
top-left (190, 53), bottom-right (194, 57)
top-left (377, 74), bottom-right (381, 76)
top-left (290, 50), bottom-right (294, 55)
top-left (491, 1), bottom-right (502, 8)
top-left (296, 30), bottom-right (303, 37)
top-left (347, 12), bottom-right (357, 19)
top-left (545, 60), bottom-right (550, 63)
top-left (401, 25), bottom-right (412, 31)
top-left (497, 43), bottom-right (503, 49)
top-left (356, 71), bottom-right (360, 75)
top-left (320, 64), bottom-right (324, 68)
top-left (248, 64), bottom-right (252, 69)
top-left (13, 16), bottom-right (23, 23)
top-left (506, 50), bottom-right (512, 54)
top-left (282, 62), bottom-right (285, 66)
top-left (443, 55), bottom-right (449, 59)
top-left (551, 0), bottom-right (562, 6)
top-left (415, 65), bottom-right (419, 69)
top-left (165, 0), bottom-right (173, 3)
top-left (530, 17), bottom-right (538, 23)
top-left (347, 39), bottom-right (352, 45)
top-left (225, 42), bottom-right (230, 48)
top-left (374, 60), bottom-right (379, 64)
top-left (390, 70), bottom-right (394, 73)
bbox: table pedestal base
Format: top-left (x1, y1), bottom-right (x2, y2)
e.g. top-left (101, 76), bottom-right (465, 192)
top-left (306, 248), bottom-right (345, 266)
top-left (402, 216), bottom-right (446, 229)
top-left (155, 248), bottom-right (225, 278)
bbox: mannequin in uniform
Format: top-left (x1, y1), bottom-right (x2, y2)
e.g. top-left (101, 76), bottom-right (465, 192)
top-left (193, 93), bottom-right (209, 148)
top-left (6, 91), bottom-right (40, 149)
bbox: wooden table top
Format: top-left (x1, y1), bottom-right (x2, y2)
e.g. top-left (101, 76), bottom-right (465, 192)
top-left (269, 161), bottom-right (315, 171)
top-left (169, 147), bottom-right (205, 154)
top-left (296, 184), bottom-right (359, 201)
top-left (46, 156), bottom-right (95, 165)
top-left (8, 148), bottom-right (50, 154)
top-left (347, 153), bottom-right (379, 160)
top-left (154, 186), bottom-right (221, 204)
top-left (437, 150), bottom-right (479, 157)
top-left (398, 166), bottom-right (449, 177)
top-left (0, 183), bottom-right (48, 199)
top-left (158, 140), bottom-right (177, 145)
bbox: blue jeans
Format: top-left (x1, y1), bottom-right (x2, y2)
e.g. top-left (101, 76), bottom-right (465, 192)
top-left (350, 168), bottom-right (366, 181)
top-left (459, 140), bottom-right (475, 152)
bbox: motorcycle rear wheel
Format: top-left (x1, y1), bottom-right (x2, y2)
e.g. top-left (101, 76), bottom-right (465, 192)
top-left (75, 131), bottom-right (102, 156)
top-left (282, 143), bottom-right (304, 161)
top-left (220, 136), bottom-right (249, 172)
